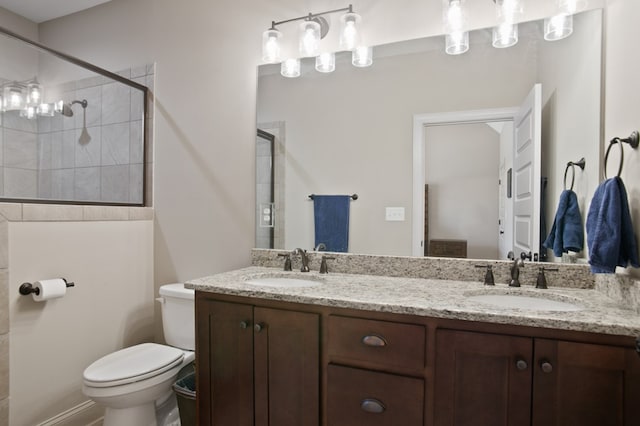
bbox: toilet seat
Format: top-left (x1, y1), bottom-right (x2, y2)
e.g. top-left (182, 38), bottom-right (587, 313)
top-left (84, 343), bottom-right (184, 388)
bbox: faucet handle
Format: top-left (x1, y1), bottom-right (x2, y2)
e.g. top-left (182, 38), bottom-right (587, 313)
top-left (520, 251), bottom-right (532, 261)
top-left (474, 264), bottom-right (495, 286)
top-left (277, 253), bottom-right (292, 271)
top-left (536, 267), bottom-right (558, 289)
top-left (320, 256), bottom-right (335, 274)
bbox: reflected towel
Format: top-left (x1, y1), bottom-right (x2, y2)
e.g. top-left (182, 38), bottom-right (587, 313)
top-left (313, 195), bottom-right (350, 252)
top-left (586, 177), bottom-right (639, 273)
top-left (543, 189), bottom-right (583, 257)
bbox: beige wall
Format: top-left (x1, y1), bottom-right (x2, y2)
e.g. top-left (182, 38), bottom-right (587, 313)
top-left (9, 217), bottom-right (154, 426)
top-left (425, 123), bottom-right (500, 259)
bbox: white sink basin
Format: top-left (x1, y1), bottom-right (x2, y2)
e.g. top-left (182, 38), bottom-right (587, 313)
top-left (245, 275), bottom-right (322, 288)
top-left (467, 294), bottom-right (583, 312)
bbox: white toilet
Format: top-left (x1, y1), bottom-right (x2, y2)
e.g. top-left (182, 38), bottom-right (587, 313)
top-left (82, 283), bottom-right (195, 426)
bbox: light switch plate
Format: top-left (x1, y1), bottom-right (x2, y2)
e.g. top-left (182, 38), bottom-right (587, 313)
top-left (385, 207), bottom-right (405, 221)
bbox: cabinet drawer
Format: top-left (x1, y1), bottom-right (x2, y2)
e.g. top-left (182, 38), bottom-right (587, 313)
top-left (327, 364), bottom-right (424, 426)
top-left (328, 315), bottom-right (426, 371)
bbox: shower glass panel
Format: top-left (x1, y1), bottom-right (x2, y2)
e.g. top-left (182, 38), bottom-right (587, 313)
top-left (0, 26), bottom-right (147, 205)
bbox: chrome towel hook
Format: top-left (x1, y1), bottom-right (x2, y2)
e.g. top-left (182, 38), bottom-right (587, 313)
top-left (604, 131), bottom-right (639, 179)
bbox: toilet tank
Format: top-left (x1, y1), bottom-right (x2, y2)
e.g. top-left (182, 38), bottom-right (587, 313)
top-left (158, 283), bottom-right (195, 351)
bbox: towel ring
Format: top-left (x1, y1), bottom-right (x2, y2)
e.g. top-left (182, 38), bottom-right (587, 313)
top-left (563, 158), bottom-right (586, 191)
top-left (604, 131), bottom-right (639, 179)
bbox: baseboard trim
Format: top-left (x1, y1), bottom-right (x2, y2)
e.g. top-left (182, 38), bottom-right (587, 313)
top-left (37, 400), bottom-right (103, 426)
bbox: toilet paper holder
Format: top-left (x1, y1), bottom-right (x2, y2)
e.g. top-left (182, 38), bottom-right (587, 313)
top-left (19, 278), bottom-right (75, 296)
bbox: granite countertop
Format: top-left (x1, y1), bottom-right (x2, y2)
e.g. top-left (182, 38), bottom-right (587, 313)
top-left (186, 266), bottom-right (640, 337)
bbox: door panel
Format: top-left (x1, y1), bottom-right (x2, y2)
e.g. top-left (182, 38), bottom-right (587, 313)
top-left (513, 84), bottom-right (542, 259)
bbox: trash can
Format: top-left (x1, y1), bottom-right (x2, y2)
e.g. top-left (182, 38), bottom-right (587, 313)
top-left (173, 368), bottom-right (196, 426)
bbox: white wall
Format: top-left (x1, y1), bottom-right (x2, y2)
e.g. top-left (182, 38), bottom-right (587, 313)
top-left (9, 218), bottom-right (154, 426)
top-left (425, 123), bottom-right (500, 259)
top-left (538, 9), bottom-right (602, 262)
top-left (605, 0), bottom-right (640, 277)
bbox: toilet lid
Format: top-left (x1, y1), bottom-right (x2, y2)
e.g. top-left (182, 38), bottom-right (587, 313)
top-left (83, 343), bottom-right (184, 388)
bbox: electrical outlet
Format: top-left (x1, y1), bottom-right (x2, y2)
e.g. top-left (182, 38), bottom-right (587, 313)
top-left (385, 207), bottom-right (405, 221)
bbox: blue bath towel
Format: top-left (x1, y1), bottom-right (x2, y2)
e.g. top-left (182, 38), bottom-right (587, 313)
top-left (543, 189), bottom-right (583, 257)
top-left (586, 177), bottom-right (639, 273)
top-left (313, 195), bottom-right (350, 252)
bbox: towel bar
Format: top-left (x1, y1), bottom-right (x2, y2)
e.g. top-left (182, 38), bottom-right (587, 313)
top-left (308, 194), bottom-right (358, 200)
top-left (604, 131), bottom-right (639, 179)
top-left (563, 158), bottom-right (586, 191)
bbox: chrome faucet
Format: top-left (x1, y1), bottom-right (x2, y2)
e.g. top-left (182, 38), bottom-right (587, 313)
top-left (292, 248), bottom-right (310, 272)
top-left (509, 253), bottom-right (526, 287)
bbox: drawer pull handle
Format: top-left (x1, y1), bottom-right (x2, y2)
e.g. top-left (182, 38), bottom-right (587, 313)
top-left (361, 398), bottom-right (386, 414)
top-left (362, 335), bottom-right (387, 347)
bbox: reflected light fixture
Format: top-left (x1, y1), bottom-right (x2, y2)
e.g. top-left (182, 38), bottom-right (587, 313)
top-left (281, 58), bottom-right (301, 78)
top-left (545, 0), bottom-right (575, 41)
top-left (316, 52), bottom-right (336, 73)
top-left (2, 82), bottom-right (26, 111)
top-left (492, 0), bottom-right (521, 48)
top-left (263, 4), bottom-right (368, 77)
top-left (443, 0), bottom-right (469, 55)
top-left (352, 46), bottom-right (373, 67)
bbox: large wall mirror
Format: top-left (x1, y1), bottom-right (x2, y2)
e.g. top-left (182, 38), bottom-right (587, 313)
top-left (0, 26), bottom-right (148, 206)
top-left (256, 9), bottom-right (602, 262)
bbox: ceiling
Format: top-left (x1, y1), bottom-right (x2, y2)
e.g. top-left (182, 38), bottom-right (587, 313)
top-left (0, 0), bottom-right (112, 23)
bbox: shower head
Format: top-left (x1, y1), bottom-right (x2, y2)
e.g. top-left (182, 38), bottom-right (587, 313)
top-left (59, 99), bottom-right (88, 117)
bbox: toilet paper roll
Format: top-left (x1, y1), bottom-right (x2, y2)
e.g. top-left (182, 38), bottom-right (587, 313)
top-left (32, 278), bottom-right (67, 302)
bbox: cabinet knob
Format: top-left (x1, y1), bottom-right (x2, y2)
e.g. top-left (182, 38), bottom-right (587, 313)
top-left (540, 360), bottom-right (553, 373)
top-left (360, 398), bottom-right (386, 414)
top-left (239, 321), bottom-right (249, 329)
top-left (515, 359), bottom-right (528, 370)
top-left (362, 335), bottom-right (387, 347)
top-left (254, 323), bottom-right (264, 333)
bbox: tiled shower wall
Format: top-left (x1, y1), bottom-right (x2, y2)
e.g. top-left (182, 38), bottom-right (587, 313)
top-left (0, 64), bottom-right (153, 204)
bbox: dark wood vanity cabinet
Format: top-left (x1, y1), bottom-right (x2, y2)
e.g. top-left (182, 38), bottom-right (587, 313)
top-left (196, 296), bottom-right (319, 426)
top-left (195, 292), bottom-right (640, 426)
top-left (435, 329), bottom-right (640, 426)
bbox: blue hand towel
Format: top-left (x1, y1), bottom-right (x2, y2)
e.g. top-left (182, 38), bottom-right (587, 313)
top-left (586, 177), bottom-right (640, 273)
top-left (543, 189), bottom-right (584, 257)
top-left (313, 195), bottom-right (350, 252)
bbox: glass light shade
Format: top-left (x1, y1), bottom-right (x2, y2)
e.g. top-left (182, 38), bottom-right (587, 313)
top-left (3, 84), bottom-right (25, 111)
top-left (544, 14), bottom-right (573, 41)
top-left (352, 46), bottom-right (373, 67)
top-left (281, 58), bottom-right (301, 78)
top-left (339, 12), bottom-right (361, 51)
top-left (54, 100), bottom-right (65, 113)
top-left (445, 31), bottom-right (469, 55)
top-left (26, 80), bottom-right (42, 107)
top-left (495, 0), bottom-right (523, 23)
top-left (315, 52), bottom-right (336, 73)
top-left (492, 23), bottom-right (518, 48)
top-left (299, 20), bottom-right (321, 57)
top-left (444, 0), bottom-right (466, 33)
top-left (262, 28), bottom-right (282, 63)
top-left (37, 102), bottom-right (55, 117)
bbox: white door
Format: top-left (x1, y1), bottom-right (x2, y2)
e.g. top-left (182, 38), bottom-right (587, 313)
top-left (498, 122), bottom-right (514, 259)
top-left (512, 84), bottom-right (542, 261)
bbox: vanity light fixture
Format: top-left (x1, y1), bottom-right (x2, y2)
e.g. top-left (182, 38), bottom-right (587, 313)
top-left (352, 46), bottom-right (373, 67)
top-left (263, 4), bottom-right (369, 77)
top-left (2, 82), bottom-right (26, 111)
top-left (443, 0), bottom-right (469, 55)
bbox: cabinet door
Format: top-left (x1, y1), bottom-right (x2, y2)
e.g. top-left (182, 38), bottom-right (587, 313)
top-left (196, 300), bottom-right (254, 426)
top-left (434, 330), bottom-right (533, 426)
top-left (533, 339), bottom-right (640, 426)
top-left (254, 307), bottom-right (320, 426)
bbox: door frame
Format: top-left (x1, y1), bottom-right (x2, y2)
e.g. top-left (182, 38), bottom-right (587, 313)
top-left (412, 108), bottom-right (519, 257)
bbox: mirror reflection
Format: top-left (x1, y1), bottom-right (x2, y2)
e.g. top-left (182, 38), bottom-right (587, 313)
top-left (256, 9), bottom-right (602, 262)
top-left (0, 28), bottom-right (147, 205)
